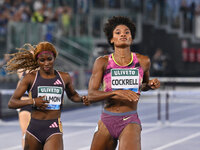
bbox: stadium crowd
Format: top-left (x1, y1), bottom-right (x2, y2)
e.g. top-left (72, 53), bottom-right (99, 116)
top-left (0, 0), bottom-right (72, 37)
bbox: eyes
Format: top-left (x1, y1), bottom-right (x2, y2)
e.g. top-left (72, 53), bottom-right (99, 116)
top-left (115, 31), bottom-right (130, 35)
top-left (38, 56), bottom-right (53, 63)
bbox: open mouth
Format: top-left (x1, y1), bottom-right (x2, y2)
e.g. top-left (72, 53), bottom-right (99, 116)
top-left (120, 38), bottom-right (127, 41)
top-left (44, 66), bottom-right (50, 71)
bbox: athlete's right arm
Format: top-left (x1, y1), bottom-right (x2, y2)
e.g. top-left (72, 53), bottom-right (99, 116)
top-left (8, 73), bottom-right (34, 109)
top-left (88, 56), bottom-right (115, 102)
top-left (88, 56), bottom-right (138, 102)
top-left (8, 72), bottom-right (48, 109)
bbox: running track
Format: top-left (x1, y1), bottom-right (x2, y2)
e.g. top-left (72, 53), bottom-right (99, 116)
top-left (1, 90), bottom-right (200, 150)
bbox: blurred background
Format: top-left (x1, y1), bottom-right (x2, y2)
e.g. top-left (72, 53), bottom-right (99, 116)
top-left (0, 0), bottom-right (200, 121)
top-left (1, 1), bottom-right (200, 150)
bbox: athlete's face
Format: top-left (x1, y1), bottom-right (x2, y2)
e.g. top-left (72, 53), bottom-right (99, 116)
top-left (111, 24), bottom-right (133, 48)
top-left (37, 53), bottom-right (55, 73)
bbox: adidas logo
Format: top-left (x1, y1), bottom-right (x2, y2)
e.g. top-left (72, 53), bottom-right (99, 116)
top-left (49, 122), bottom-right (58, 128)
top-left (54, 79), bottom-right (62, 85)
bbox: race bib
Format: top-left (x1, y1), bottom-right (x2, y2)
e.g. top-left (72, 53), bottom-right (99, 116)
top-left (38, 86), bottom-right (63, 110)
top-left (111, 69), bottom-right (139, 92)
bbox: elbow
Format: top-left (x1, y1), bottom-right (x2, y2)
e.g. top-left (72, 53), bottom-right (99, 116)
top-left (8, 101), bottom-right (13, 109)
top-left (8, 100), bottom-right (16, 109)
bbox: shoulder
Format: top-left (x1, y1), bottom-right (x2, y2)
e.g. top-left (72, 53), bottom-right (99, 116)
top-left (95, 55), bottom-right (109, 63)
top-left (136, 53), bottom-right (150, 62)
top-left (94, 55), bottom-right (109, 68)
top-left (136, 53), bottom-right (151, 71)
top-left (57, 71), bottom-right (71, 84)
top-left (25, 70), bottom-right (37, 78)
top-left (57, 71), bottom-right (70, 78)
top-left (17, 69), bottom-right (32, 79)
top-left (21, 70), bottom-right (37, 84)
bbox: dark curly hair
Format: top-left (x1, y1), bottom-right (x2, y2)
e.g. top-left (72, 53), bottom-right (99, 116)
top-left (6, 41), bottom-right (58, 74)
top-left (104, 16), bottom-right (136, 49)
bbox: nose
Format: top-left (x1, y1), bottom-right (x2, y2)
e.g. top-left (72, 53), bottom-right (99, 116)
top-left (44, 60), bottom-right (49, 65)
top-left (120, 33), bottom-right (126, 37)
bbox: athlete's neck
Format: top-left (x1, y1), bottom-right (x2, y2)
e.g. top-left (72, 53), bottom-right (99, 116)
top-left (114, 47), bottom-right (131, 58)
top-left (113, 48), bottom-right (132, 66)
top-left (39, 69), bottom-right (55, 79)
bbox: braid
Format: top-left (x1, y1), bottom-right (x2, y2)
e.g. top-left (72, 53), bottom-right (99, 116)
top-left (6, 43), bottom-right (39, 74)
top-left (6, 41), bottom-right (57, 74)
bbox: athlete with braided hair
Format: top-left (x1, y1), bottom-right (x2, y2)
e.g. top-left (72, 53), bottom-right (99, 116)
top-left (6, 41), bottom-right (89, 150)
top-left (88, 16), bottom-right (160, 150)
top-left (6, 43), bottom-right (39, 74)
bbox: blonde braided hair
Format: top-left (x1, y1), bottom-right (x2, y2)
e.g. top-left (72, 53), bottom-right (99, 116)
top-left (6, 41), bottom-right (58, 74)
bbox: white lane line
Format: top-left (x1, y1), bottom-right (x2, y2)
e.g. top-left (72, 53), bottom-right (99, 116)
top-left (172, 114), bottom-right (200, 124)
top-left (62, 105), bottom-right (102, 116)
top-left (153, 132), bottom-right (200, 150)
top-left (1, 129), bottom-right (94, 150)
top-left (142, 126), bottom-right (164, 134)
top-left (141, 104), bottom-right (199, 120)
top-left (170, 123), bottom-right (200, 127)
top-left (63, 122), bottom-right (162, 128)
top-left (0, 121), bottom-right (19, 126)
top-left (63, 128), bottom-right (93, 138)
top-left (1, 145), bottom-right (21, 150)
top-left (141, 105), bottom-right (200, 134)
top-left (1, 103), bottom-right (198, 127)
top-left (64, 114), bottom-right (100, 122)
top-left (0, 131), bottom-right (20, 138)
top-left (1, 103), bottom-right (200, 150)
top-left (62, 122), bottom-right (96, 127)
top-left (1, 103), bottom-right (199, 140)
top-left (168, 105), bottom-right (200, 117)
top-left (78, 146), bottom-right (90, 150)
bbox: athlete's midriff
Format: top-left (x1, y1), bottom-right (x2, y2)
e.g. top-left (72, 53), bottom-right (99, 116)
top-left (104, 98), bottom-right (139, 113)
top-left (31, 109), bottom-right (61, 120)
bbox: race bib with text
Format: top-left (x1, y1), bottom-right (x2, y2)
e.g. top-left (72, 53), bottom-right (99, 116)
top-left (111, 69), bottom-right (139, 92)
top-left (38, 86), bottom-right (63, 110)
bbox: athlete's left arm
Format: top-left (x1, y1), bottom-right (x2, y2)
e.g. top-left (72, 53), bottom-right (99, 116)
top-left (137, 54), bottom-right (160, 91)
top-left (61, 72), bottom-right (89, 105)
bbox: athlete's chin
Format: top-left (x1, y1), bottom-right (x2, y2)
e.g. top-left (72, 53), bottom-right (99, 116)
top-left (116, 43), bottom-right (131, 48)
top-left (43, 67), bottom-right (52, 73)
